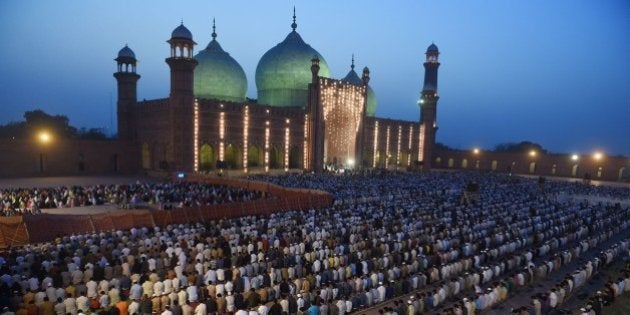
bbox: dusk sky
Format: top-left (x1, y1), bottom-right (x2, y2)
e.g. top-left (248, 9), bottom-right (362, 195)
top-left (0, 1), bottom-right (628, 155)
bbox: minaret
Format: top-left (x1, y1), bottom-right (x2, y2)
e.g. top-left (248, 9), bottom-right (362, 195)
top-left (419, 43), bottom-right (440, 171)
top-left (114, 45), bottom-right (140, 142)
top-left (307, 55), bottom-right (324, 173)
top-left (355, 66), bottom-right (370, 169)
top-left (166, 22), bottom-right (198, 171)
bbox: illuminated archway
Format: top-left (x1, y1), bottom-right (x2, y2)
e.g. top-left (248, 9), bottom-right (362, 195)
top-left (619, 167), bottom-right (627, 181)
top-left (270, 146), bottom-right (283, 169)
top-left (376, 150), bottom-right (385, 168)
top-left (551, 164), bottom-right (557, 175)
top-left (448, 158), bottom-right (454, 168)
top-left (200, 144), bottom-right (214, 171)
top-left (248, 145), bottom-right (262, 167)
top-left (529, 162), bottom-right (536, 174)
top-left (225, 144), bottom-right (241, 169)
top-left (435, 157), bottom-right (442, 166)
top-left (491, 160), bottom-right (498, 171)
top-left (461, 159), bottom-right (468, 169)
top-left (596, 166), bottom-right (603, 178)
top-left (289, 145), bottom-right (301, 169)
top-left (572, 164), bottom-right (579, 177)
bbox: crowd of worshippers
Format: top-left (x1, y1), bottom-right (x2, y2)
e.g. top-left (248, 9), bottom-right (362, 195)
top-left (573, 261), bottom-right (630, 315)
top-left (0, 172), bottom-right (628, 315)
top-left (0, 182), bottom-right (268, 216)
top-left (251, 171), bottom-right (630, 205)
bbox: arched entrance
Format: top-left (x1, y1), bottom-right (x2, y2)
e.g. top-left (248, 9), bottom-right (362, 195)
top-left (435, 157), bottom-right (442, 166)
top-left (448, 158), bottom-right (454, 168)
top-left (200, 144), bottom-right (214, 171)
top-left (572, 164), bottom-right (579, 177)
top-left (551, 164), bottom-right (557, 175)
top-left (225, 144), bottom-right (241, 169)
top-left (289, 145), bottom-right (301, 169)
top-left (248, 145), bottom-right (262, 167)
top-left (529, 162), bottom-right (536, 174)
top-left (269, 146), bottom-right (283, 169)
top-left (491, 160), bottom-right (498, 171)
top-left (596, 166), bottom-right (603, 178)
top-left (376, 150), bottom-right (385, 168)
top-left (461, 159), bottom-right (468, 169)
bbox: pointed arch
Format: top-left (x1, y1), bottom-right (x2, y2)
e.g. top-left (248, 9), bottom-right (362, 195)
top-left (572, 164), bottom-right (579, 177)
top-left (248, 145), bottom-right (262, 167)
top-left (289, 145), bottom-right (301, 169)
top-left (200, 144), bottom-right (214, 171)
top-left (529, 162), bottom-right (537, 174)
top-left (225, 144), bottom-right (241, 169)
top-left (269, 146), bottom-right (283, 169)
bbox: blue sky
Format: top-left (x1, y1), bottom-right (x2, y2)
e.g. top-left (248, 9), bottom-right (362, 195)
top-left (0, 0), bottom-right (628, 155)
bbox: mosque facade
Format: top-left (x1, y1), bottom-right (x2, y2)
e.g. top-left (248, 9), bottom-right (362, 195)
top-left (115, 15), bottom-right (439, 174)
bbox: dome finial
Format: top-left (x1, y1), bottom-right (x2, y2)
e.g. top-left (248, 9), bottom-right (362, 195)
top-left (212, 17), bottom-right (217, 40)
top-left (291, 6), bottom-right (297, 31)
top-left (180, 18), bottom-right (183, 25)
top-left (351, 54), bottom-right (355, 70)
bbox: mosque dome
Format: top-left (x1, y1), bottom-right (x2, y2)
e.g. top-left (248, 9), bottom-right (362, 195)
top-left (171, 23), bottom-right (193, 40)
top-left (117, 45), bottom-right (136, 59)
top-left (427, 43), bottom-right (439, 52)
top-left (194, 22), bottom-right (247, 102)
top-left (255, 13), bottom-right (330, 108)
top-left (366, 85), bottom-right (377, 117)
top-left (341, 59), bottom-right (377, 117)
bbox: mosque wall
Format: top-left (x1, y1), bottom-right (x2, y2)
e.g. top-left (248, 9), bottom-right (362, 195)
top-left (363, 117), bottom-right (422, 170)
top-left (433, 149), bottom-right (630, 182)
top-left (0, 139), bottom-right (139, 177)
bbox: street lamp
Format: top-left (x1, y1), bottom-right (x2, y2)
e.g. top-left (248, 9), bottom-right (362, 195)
top-left (593, 151), bottom-right (603, 161)
top-left (39, 132), bottom-right (51, 144)
top-left (38, 131), bottom-right (52, 173)
top-left (571, 154), bottom-right (579, 161)
top-left (529, 150), bottom-right (537, 157)
top-left (472, 148), bottom-right (480, 155)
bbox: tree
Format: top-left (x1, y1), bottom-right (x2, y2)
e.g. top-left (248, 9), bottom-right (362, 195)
top-left (0, 109), bottom-right (110, 140)
top-left (23, 109), bottom-right (77, 138)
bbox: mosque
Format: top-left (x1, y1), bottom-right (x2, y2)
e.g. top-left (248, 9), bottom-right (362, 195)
top-left (0, 11), bottom-right (625, 180)
top-left (114, 12), bottom-right (439, 173)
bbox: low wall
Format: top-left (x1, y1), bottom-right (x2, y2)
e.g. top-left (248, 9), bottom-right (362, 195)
top-left (0, 176), bottom-right (333, 247)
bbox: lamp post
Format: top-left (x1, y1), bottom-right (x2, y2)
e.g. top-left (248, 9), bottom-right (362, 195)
top-left (38, 131), bottom-right (51, 173)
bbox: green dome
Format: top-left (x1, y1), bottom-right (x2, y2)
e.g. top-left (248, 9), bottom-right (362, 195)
top-left (341, 65), bottom-right (377, 117)
top-left (194, 30), bottom-right (247, 102)
top-left (256, 30), bottom-right (330, 107)
top-left (366, 85), bottom-right (377, 117)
